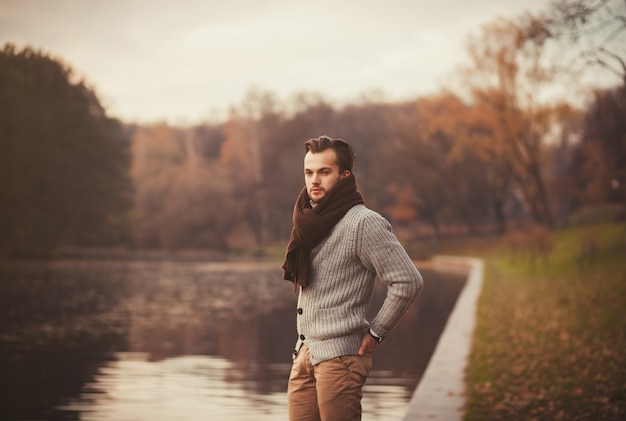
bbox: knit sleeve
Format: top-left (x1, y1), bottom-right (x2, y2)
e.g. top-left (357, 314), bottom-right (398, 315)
top-left (356, 211), bottom-right (423, 338)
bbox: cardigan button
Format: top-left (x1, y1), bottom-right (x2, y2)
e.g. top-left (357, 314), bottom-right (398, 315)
top-left (297, 308), bottom-right (303, 315)
top-left (300, 334), bottom-right (305, 340)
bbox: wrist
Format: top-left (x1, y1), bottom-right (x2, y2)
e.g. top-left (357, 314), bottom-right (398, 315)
top-left (368, 328), bottom-right (384, 344)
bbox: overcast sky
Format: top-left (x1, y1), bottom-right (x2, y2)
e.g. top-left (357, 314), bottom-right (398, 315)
top-left (1, 0), bottom-right (554, 124)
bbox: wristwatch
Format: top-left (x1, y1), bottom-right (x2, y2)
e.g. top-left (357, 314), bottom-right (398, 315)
top-left (368, 328), bottom-right (384, 344)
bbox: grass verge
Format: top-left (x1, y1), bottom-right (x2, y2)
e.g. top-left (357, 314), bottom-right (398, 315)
top-left (459, 223), bottom-right (626, 420)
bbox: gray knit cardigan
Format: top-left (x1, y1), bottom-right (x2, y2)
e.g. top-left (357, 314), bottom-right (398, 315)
top-left (293, 204), bottom-right (423, 365)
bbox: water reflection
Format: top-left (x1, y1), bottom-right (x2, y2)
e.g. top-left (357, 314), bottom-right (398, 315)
top-left (58, 354), bottom-right (291, 421)
top-left (0, 258), bottom-right (465, 421)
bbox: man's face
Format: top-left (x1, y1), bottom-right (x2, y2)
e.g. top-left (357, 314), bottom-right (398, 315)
top-left (304, 149), bottom-right (349, 203)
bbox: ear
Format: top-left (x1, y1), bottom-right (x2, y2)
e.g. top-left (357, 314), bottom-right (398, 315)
top-left (341, 170), bottom-right (351, 179)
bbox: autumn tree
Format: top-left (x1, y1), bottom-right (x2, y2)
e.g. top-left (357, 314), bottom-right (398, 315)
top-left (415, 95), bottom-right (497, 234)
top-left (220, 89), bottom-right (286, 245)
top-left (381, 95), bottom-right (493, 238)
top-left (331, 99), bottom-right (396, 211)
top-left (0, 44), bottom-right (132, 257)
top-left (547, 0), bottom-right (626, 87)
top-left (544, 103), bottom-right (585, 218)
top-left (131, 123), bottom-right (234, 249)
top-left (461, 14), bottom-right (572, 228)
top-left (568, 86), bottom-right (626, 205)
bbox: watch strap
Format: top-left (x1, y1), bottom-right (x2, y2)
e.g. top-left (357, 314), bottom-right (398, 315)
top-left (368, 328), bottom-right (384, 343)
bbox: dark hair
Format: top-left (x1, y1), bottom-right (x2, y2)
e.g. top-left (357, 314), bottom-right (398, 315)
top-left (304, 135), bottom-right (356, 173)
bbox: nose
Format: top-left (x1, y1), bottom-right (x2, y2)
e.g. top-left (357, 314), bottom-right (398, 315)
top-left (311, 173), bottom-right (321, 185)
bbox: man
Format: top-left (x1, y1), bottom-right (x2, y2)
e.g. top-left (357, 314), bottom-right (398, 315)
top-left (282, 135), bottom-right (423, 421)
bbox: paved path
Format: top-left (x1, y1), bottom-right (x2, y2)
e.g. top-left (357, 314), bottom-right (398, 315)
top-left (403, 256), bottom-right (484, 421)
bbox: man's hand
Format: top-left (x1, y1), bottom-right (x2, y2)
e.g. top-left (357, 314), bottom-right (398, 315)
top-left (358, 332), bottom-right (378, 356)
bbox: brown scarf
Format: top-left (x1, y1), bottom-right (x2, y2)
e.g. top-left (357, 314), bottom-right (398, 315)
top-left (282, 173), bottom-right (364, 290)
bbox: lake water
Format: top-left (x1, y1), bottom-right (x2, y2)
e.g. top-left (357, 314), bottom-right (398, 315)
top-left (0, 258), bottom-right (465, 421)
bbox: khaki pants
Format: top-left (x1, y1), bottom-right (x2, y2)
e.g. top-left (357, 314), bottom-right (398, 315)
top-left (287, 345), bottom-right (373, 421)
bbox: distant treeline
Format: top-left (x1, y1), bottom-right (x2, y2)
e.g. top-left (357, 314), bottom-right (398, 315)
top-left (0, 44), bottom-right (132, 258)
top-left (1, 1), bottom-right (625, 258)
